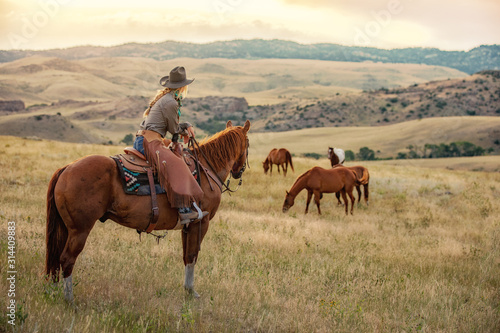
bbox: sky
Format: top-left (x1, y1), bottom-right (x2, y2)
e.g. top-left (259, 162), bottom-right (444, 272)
top-left (1, 0), bottom-right (499, 51)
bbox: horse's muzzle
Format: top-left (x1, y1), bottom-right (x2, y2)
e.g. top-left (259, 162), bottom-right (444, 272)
top-left (231, 163), bottom-right (246, 179)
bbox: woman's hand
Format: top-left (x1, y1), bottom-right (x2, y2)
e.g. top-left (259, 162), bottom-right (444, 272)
top-left (183, 126), bottom-right (195, 144)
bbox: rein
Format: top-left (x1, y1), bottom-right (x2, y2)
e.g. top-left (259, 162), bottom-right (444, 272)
top-left (188, 136), bottom-right (248, 194)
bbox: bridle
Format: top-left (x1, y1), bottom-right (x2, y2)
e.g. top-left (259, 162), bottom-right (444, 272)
top-left (188, 136), bottom-right (249, 194)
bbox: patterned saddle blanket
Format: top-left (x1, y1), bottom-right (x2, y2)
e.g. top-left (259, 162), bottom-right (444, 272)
top-left (112, 156), bottom-right (165, 195)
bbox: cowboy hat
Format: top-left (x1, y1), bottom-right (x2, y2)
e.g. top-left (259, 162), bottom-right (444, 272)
top-left (159, 66), bottom-right (194, 88)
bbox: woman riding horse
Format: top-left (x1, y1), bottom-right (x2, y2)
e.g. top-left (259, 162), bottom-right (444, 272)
top-left (46, 120), bottom-right (251, 301)
top-left (133, 66), bottom-right (208, 224)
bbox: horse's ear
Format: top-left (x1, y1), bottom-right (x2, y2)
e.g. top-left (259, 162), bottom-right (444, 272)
top-left (286, 190), bottom-right (289, 195)
top-left (226, 120), bottom-right (233, 128)
top-left (243, 119), bottom-right (251, 133)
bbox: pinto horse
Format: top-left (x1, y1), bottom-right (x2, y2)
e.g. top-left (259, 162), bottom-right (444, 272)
top-left (263, 148), bottom-right (294, 176)
top-left (333, 165), bottom-right (370, 206)
top-left (328, 147), bottom-right (345, 166)
top-left (282, 166), bottom-right (357, 215)
top-left (45, 120), bottom-right (250, 302)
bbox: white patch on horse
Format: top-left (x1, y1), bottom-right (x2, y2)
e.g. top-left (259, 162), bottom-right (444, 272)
top-left (184, 263), bottom-right (200, 298)
top-left (63, 275), bottom-right (74, 303)
top-left (333, 148), bottom-right (345, 164)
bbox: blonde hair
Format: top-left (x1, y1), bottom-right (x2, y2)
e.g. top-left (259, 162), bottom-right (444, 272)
top-left (143, 85), bottom-right (189, 117)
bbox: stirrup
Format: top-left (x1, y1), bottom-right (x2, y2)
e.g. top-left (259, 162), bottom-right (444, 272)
top-left (179, 202), bottom-right (208, 225)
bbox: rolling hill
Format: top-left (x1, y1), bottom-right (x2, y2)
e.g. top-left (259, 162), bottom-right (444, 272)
top-left (1, 39), bottom-right (499, 74)
top-left (0, 56), bottom-right (467, 105)
top-left (0, 55), bottom-right (499, 155)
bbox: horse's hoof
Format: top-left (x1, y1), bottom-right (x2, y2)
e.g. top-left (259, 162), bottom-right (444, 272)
top-left (185, 288), bottom-right (200, 299)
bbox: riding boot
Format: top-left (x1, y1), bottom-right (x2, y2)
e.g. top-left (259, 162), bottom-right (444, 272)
top-left (179, 202), bottom-right (208, 225)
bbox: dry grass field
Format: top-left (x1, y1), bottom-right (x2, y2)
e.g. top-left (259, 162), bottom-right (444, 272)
top-left (0, 135), bottom-right (499, 332)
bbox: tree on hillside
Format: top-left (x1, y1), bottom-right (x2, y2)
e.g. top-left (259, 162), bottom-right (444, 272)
top-left (357, 147), bottom-right (376, 161)
top-left (453, 141), bottom-right (485, 157)
top-left (407, 141), bottom-right (486, 158)
top-left (121, 133), bottom-right (134, 145)
top-left (345, 150), bottom-right (355, 161)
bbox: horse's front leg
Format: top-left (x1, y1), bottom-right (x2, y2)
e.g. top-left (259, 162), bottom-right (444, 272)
top-left (305, 190), bottom-right (313, 214)
top-left (335, 192), bottom-right (343, 205)
top-left (182, 219), bottom-right (209, 298)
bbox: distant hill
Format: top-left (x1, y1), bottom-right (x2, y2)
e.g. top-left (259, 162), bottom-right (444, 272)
top-left (250, 70), bottom-right (500, 132)
top-left (0, 39), bottom-right (498, 74)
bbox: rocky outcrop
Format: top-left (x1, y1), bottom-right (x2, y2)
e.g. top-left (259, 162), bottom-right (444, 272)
top-left (185, 96), bottom-right (248, 118)
top-left (0, 100), bottom-right (25, 112)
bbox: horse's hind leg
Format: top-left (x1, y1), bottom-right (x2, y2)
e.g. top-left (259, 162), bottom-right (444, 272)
top-left (356, 186), bottom-right (362, 204)
top-left (364, 184), bottom-right (369, 205)
top-left (59, 227), bottom-right (94, 302)
top-left (346, 187), bottom-right (356, 215)
top-left (350, 191), bottom-right (356, 214)
top-left (340, 189), bottom-right (349, 215)
top-left (182, 219), bottom-right (209, 298)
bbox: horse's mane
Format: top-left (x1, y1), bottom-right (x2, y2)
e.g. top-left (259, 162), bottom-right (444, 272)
top-left (295, 170), bottom-right (310, 182)
top-left (287, 169), bottom-right (310, 195)
top-left (195, 126), bottom-right (247, 171)
top-left (292, 169), bottom-right (310, 186)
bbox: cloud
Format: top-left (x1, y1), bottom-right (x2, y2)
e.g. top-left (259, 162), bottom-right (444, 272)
top-left (280, 0), bottom-right (500, 50)
top-left (0, 0), bottom-right (498, 50)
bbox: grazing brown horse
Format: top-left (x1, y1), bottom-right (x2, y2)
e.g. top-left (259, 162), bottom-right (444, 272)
top-left (45, 120), bottom-right (250, 302)
top-left (282, 166), bottom-right (357, 215)
top-left (333, 165), bottom-right (370, 206)
top-left (263, 148), bottom-right (294, 176)
top-left (328, 147), bottom-right (345, 166)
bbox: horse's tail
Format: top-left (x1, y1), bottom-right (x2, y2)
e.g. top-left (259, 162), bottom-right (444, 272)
top-left (45, 166), bottom-right (69, 282)
top-left (286, 150), bottom-right (294, 172)
top-left (359, 168), bottom-right (370, 204)
top-left (357, 167), bottom-right (370, 185)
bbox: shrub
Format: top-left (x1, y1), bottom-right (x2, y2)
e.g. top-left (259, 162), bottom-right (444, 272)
top-left (302, 152), bottom-right (322, 160)
top-left (121, 133), bottom-right (134, 145)
top-left (344, 150), bottom-right (355, 161)
top-left (356, 147), bottom-right (376, 161)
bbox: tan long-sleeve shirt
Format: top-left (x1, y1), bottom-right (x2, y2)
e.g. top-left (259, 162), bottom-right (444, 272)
top-left (140, 93), bottom-right (179, 138)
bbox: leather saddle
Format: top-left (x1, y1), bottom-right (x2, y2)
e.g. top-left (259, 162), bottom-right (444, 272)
top-left (120, 147), bottom-right (150, 173)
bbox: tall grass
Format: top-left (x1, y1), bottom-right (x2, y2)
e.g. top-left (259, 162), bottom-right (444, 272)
top-left (1, 136), bottom-right (499, 332)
